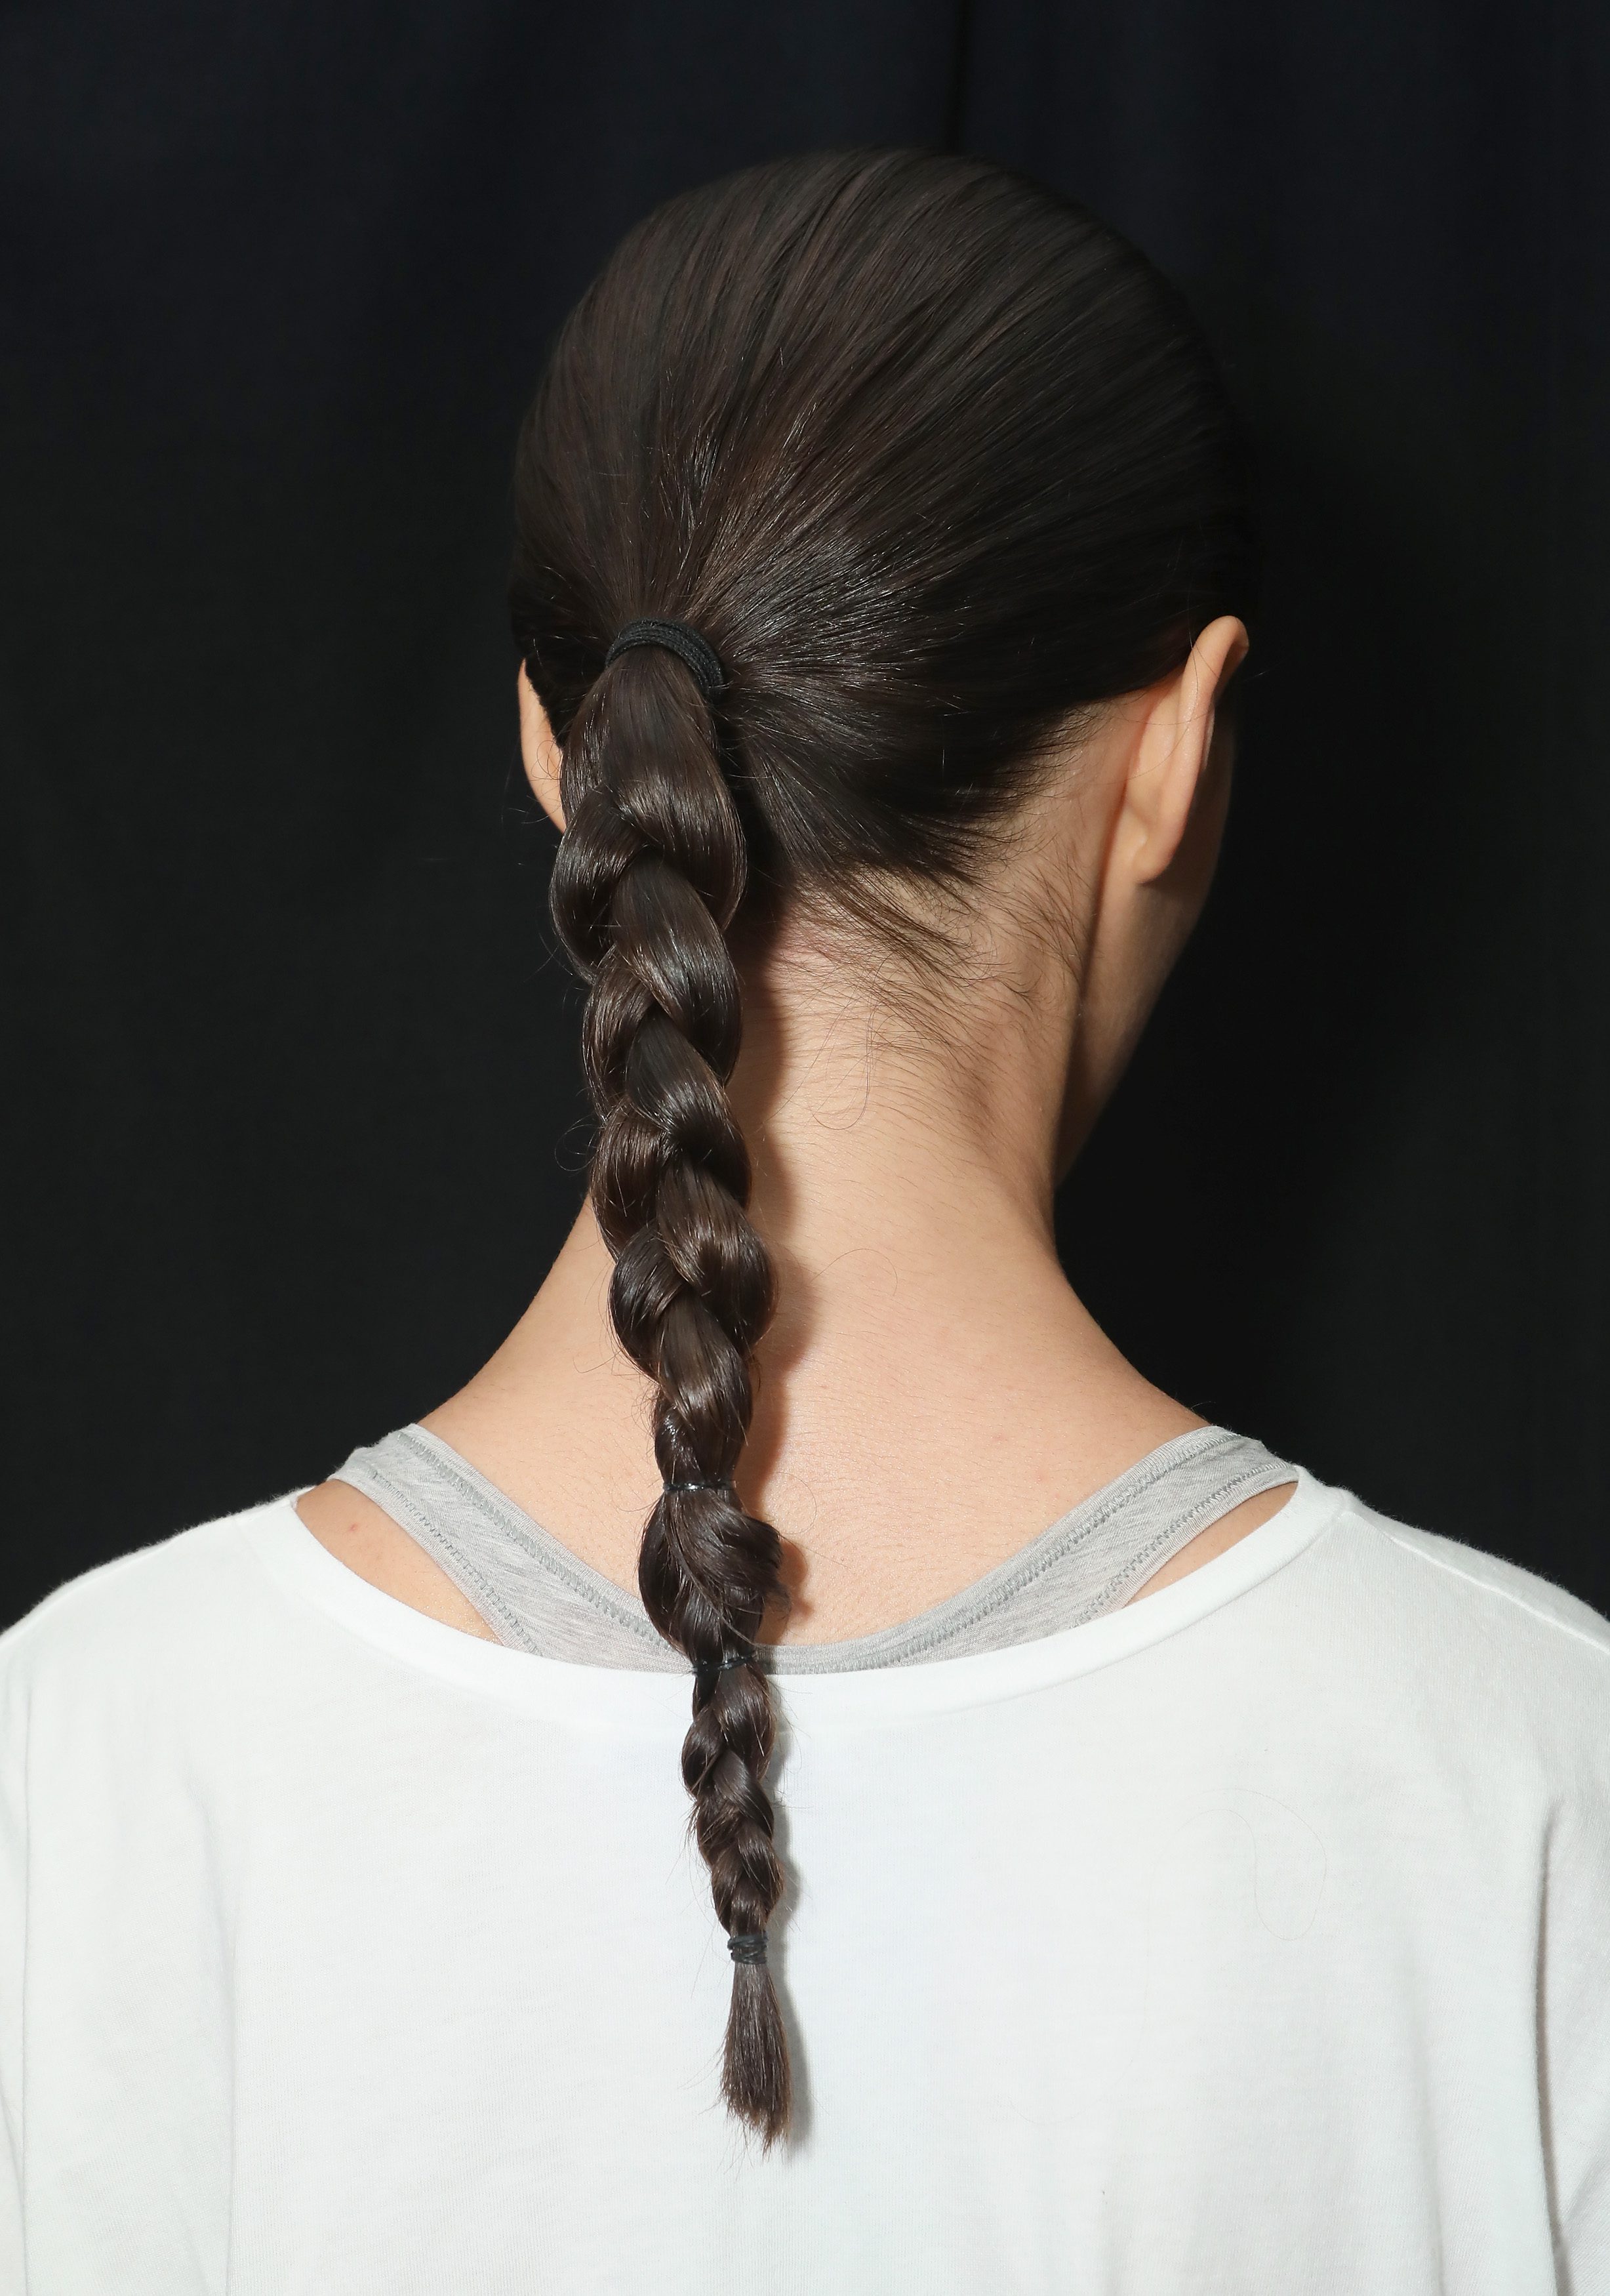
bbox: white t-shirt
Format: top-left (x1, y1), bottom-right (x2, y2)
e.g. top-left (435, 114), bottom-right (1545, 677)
top-left (2, 1467), bottom-right (1607, 2294)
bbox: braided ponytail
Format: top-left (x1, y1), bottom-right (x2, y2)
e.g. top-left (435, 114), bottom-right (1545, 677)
top-left (546, 631), bottom-right (793, 2144)
top-left (512, 150), bottom-right (1257, 2146)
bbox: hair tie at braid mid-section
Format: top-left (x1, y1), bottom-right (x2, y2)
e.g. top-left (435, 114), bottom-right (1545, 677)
top-left (694, 1649), bottom-right (757, 1683)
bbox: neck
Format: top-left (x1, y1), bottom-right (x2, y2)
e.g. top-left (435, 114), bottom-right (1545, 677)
top-left (733, 909), bottom-right (1068, 1315)
top-left (428, 902), bottom-right (1201, 1639)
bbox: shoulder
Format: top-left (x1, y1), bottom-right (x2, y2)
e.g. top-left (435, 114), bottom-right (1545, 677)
top-left (1312, 1486), bottom-right (1610, 1784)
top-left (0, 1499), bottom-right (305, 1719)
top-left (1337, 1494), bottom-right (1610, 1667)
top-left (1352, 1503), bottom-right (1610, 1649)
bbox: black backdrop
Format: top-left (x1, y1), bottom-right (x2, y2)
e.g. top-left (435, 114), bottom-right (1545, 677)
top-left (5, 1), bottom-right (1607, 1630)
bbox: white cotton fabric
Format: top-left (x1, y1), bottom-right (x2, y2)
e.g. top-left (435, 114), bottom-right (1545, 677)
top-left (1, 1468), bottom-right (1608, 2295)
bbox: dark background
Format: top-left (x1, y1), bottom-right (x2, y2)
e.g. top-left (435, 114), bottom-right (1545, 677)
top-left (4, 1), bottom-right (1606, 1630)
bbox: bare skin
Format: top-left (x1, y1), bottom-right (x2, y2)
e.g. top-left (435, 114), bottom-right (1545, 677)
top-left (298, 613), bottom-right (1294, 1645)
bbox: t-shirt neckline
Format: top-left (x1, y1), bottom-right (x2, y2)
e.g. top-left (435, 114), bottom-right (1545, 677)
top-left (367, 1419), bottom-right (1294, 1673)
top-left (241, 1469), bottom-right (1344, 1729)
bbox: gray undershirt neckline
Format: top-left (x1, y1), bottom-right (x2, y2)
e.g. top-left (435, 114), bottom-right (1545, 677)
top-left (330, 1422), bottom-right (1297, 1675)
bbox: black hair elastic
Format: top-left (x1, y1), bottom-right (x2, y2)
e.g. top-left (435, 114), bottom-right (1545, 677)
top-left (727, 1931), bottom-right (768, 1967)
top-left (693, 1648), bottom-right (755, 1698)
top-left (694, 1649), bottom-right (753, 1677)
top-left (604, 616), bottom-right (727, 699)
top-left (664, 1477), bottom-right (734, 1494)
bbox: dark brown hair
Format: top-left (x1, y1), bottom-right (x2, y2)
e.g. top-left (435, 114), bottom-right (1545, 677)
top-left (509, 148), bottom-right (1255, 2143)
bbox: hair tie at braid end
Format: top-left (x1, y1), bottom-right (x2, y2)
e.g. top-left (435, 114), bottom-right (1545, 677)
top-left (605, 616), bottom-right (727, 699)
top-left (727, 1931), bottom-right (768, 1967)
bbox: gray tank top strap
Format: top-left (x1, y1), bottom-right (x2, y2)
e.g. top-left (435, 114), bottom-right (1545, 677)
top-left (330, 1422), bottom-right (1296, 1674)
top-left (332, 1425), bottom-right (673, 1669)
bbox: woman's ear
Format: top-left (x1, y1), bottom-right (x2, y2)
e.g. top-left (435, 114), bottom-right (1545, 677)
top-left (1115, 614), bottom-right (1248, 887)
top-left (517, 663), bottom-right (567, 832)
top-left (1052, 615), bottom-right (1250, 1174)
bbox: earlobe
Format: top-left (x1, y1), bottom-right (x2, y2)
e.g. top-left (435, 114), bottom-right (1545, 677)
top-left (517, 663), bottom-right (567, 833)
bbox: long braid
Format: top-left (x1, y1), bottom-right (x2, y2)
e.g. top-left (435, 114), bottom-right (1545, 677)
top-left (513, 150), bottom-right (1258, 2148)
top-left (546, 637), bottom-right (794, 2144)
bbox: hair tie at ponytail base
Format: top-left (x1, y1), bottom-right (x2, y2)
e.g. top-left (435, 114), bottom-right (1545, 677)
top-left (605, 617), bottom-right (727, 698)
top-left (728, 1931), bottom-right (768, 1966)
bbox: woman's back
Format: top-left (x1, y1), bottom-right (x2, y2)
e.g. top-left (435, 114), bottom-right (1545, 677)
top-left (5, 1459), bottom-right (1607, 2290)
